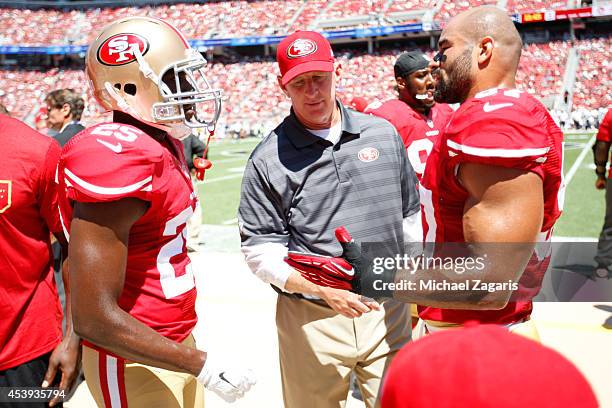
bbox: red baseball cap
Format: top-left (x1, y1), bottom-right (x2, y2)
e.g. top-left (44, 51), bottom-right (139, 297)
top-left (276, 31), bottom-right (334, 86)
top-left (381, 324), bottom-right (598, 408)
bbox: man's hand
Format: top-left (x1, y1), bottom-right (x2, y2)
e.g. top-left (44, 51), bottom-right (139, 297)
top-left (42, 334), bottom-right (81, 407)
top-left (197, 353), bottom-right (256, 403)
top-left (317, 286), bottom-right (380, 318)
top-left (596, 177), bottom-right (606, 190)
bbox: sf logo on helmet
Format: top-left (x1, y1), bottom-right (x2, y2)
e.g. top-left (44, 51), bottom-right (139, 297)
top-left (287, 39), bottom-right (317, 59)
top-left (97, 33), bottom-right (149, 66)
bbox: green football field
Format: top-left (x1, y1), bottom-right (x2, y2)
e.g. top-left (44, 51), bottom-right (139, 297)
top-left (196, 132), bottom-right (604, 238)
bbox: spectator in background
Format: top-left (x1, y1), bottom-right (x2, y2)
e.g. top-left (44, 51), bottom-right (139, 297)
top-left (44, 89), bottom-right (85, 146)
top-left (0, 113), bottom-right (81, 407)
top-left (0, 102), bottom-right (9, 116)
top-left (183, 132), bottom-right (207, 250)
top-left (381, 324), bottom-right (598, 408)
top-left (593, 108), bottom-right (612, 278)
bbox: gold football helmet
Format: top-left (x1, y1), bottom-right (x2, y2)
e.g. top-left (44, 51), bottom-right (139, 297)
top-left (86, 16), bottom-right (222, 137)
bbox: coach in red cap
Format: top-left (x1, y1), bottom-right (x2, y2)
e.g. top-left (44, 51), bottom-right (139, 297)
top-left (382, 324), bottom-right (598, 408)
top-left (239, 30), bottom-right (421, 408)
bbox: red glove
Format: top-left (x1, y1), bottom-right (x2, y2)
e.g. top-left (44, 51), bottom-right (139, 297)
top-left (285, 251), bottom-right (355, 291)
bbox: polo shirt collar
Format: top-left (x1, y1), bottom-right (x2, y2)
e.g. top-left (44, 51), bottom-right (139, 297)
top-left (285, 99), bottom-right (361, 149)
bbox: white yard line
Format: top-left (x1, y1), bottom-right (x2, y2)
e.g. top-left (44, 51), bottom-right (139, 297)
top-left (564, 134), bottom-right (596, 187)
top-left (196, 173), bottom-right (243, 185)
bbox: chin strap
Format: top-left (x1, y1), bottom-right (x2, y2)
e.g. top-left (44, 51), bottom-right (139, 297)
top-left (193, 126), bottom-right (215, 181)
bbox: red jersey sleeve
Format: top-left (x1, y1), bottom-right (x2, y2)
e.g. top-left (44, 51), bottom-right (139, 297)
top-left (445, 94), bottom-right (551, 177)
top-left (596, 109), bottom-right (611, 142)
top-left (38, 139), bottom-right (62, 235)
top-left (60, 123), bottom-right (162, 203)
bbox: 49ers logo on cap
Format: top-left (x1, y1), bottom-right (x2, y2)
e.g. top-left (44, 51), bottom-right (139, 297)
top-left (97, 33), bottom-right (149, 66)
top-left (358, 147), bottom-right (379, 163)
top-left (287, 38), bottom-right (317, 59)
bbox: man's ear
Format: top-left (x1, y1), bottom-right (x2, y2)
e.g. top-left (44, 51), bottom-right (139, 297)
top-left (61, 103), bottom-right (72, 118)
top-left (334, 63), bottom-right (342, 79)
top-left (396, 76), bottom-right (406, 91)
top-left (277, 76), bottom-right (289, 97)
top-left (478, 37), bottom-right (494, 66)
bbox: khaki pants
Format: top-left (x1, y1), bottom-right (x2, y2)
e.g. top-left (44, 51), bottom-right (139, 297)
top-left (413, 318), bottom-right (540, 342)
top-left (276, 295), bottom-right (410, 408)
top-left (82, 335), bottom-right (204, 408)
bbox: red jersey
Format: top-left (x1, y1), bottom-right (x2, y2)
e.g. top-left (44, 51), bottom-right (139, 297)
top-left (0, 114), bottom-right (63, 370)
top-left (419, 88), bottom-right (564, 324)
top-left (366, 99), bottom-right (453, 180)
top-left (595, 108), bottom-right (612, 177)
top-left (58, 122), bottom-right (198, 349)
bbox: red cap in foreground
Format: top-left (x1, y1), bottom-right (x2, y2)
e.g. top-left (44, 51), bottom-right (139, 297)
top-left (382, 324), bottom-right (598, 408)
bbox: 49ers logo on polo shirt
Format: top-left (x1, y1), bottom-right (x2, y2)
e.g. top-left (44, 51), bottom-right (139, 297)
top-left (0, 180), bottom-right (11, 213)
top-left (287, 39), bottom-right (317, 59)
top-left (97, 33), bottom-right (149, 66)
top-left (358, 147), bottom-right (379, 163)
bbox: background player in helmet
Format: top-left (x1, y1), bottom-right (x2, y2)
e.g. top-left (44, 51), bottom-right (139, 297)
top-left (58, 17), bottom-right (254, 407)
top-left (366, 50), bottom-right (453, 180)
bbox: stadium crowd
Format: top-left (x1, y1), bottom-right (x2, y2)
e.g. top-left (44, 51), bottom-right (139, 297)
top-left (0, 0), bottom-right (596, 45)
top-left (1, 37), bottom-right (608, 134)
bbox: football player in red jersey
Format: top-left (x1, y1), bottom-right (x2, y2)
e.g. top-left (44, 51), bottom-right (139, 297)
top-left (366, 50), bottom-right (453, 180)
top-left (412, 6), bottom-right (564, 338)
top-left (593, 108), bottom-right (612, 278)
top-left (366, 50), bottom-right (454, 327)
top-left (309, 6), bottom-right (563, 339)
top-left (0, 113), bottom-right (80, 408)
top-left (58, 17), bottom-right (254, 407)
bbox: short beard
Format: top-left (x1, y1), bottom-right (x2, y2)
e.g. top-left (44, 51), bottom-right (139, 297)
top-left (434, 47), bottom-right (473, 104)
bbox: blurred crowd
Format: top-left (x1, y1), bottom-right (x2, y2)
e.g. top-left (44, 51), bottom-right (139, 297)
top-left (1, 36), bottom-right (609, 135)
top-left (0, 0), bottom-right (594, 45)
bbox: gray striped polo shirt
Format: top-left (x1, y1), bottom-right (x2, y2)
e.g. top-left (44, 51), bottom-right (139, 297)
top-left (238, 101), bottom-right (420, 257)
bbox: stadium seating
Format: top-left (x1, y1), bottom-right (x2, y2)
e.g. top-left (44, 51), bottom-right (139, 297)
top-left (324, 0), bottom-right (387, 20)
top-left (505, 0), bottom-right (567, 13)
top-left (4, 37), bottom-right (608, 129)
top-left (0, 2), bottom-right (602, 45)
top-left (0, 2), bottom-right (607, 130)
top-left (437, 0), bottom-right (497, 21)
top-left (515, 40), bottom-right (570, 99)
top-left (572, 37), bottom-right (611, 111)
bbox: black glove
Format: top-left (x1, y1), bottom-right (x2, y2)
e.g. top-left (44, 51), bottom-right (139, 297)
top-left (335, 227), bottom-right (395, 298)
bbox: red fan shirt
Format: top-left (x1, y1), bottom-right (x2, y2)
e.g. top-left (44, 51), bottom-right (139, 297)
top-left (58, 122), bottom-right (199, 351)
top-left (419, 88), bottom-right (564, 324)
top-left (0, 114), bottom-right (63, 370)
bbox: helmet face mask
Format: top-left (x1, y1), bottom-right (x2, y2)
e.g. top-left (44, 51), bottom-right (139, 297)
top-left (154, 53), bottom-right (222, 129)
top-left (87, 17), bottom-right (222, 137)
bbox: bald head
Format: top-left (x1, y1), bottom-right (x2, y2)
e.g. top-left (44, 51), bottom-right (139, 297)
top-left (448, 6), bottom-right (522, 68)
top-left (433, 6), bottom-right (523, 103)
